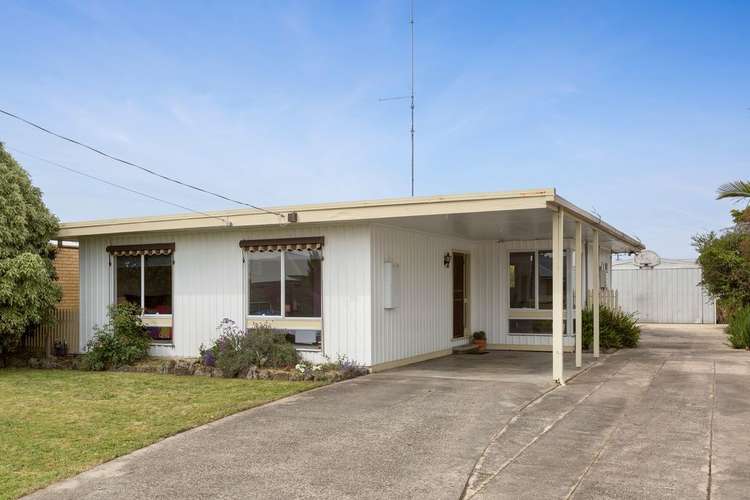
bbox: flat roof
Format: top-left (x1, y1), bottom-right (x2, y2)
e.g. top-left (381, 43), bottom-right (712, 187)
top-left (57, 188), bottom-right (644, 251)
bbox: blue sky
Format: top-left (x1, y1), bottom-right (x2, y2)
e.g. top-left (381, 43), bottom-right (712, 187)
top-left (2, 0), bottom-right (748, 257)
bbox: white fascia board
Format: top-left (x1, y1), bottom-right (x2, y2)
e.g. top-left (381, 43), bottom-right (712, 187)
top-left (547, 195), bottom-right (644, 252)
top-left (57, 189), bottom-right (555, 239)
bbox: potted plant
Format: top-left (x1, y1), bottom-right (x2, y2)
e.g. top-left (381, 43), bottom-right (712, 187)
top-left (472, 331), bottom-right (487, 352)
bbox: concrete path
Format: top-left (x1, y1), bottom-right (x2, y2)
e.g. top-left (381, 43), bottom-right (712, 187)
top-left (28, 325), bottom-right (749, 499)
top-left (464, 324), bottom-right (748, 500)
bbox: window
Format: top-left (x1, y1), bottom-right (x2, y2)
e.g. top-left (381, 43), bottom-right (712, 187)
top-left (115, 253), bottom-right (173, 342)
top-left (509, 319), bottom-right (568, 334)
top-left (248, 252), bottom-right (282, 316)
top-left (509, 250), bottom-right (568, 310)
top-left (144, 254), bottom-right (172, 314)
top-left (246, 247), bottom-right (323, 347)
top-left (116, 256), bottom-right (141, 306)
top-left (284, 250), bottom-right (322, 317)
top-left (247, 250), bottom-right (322, 318)
top-left (538, 250), bottom-right (567, 310)
top-left (508, 249), bottom-right (571, 336)
top-left (509, 252), bottom-right (535, 308)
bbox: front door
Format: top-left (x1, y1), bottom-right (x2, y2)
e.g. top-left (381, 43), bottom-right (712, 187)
top-left (452, 252), bottom-right (469, 338)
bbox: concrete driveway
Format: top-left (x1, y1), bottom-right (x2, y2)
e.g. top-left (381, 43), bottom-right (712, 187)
top-left (28, 325), bottom-right (750, 499)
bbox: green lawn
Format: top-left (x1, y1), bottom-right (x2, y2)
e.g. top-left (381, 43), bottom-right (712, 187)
top-left (0, 369), bottom-right (319, 499)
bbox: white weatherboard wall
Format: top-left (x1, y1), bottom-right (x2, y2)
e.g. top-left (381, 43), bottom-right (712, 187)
top-left (368, 228), bottom-right (586, 366)
top-left (370, 224), bottom-right (484, 366)
top-left (612, 266), bottom-right (716, 324)
top-left (79, 223), bottom-right (372, 364)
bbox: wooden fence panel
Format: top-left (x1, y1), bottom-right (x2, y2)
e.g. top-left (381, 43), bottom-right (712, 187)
top-left (22, 309), bottom-right (79, 355)
top-left (587, 289), bottom-right (620, 311)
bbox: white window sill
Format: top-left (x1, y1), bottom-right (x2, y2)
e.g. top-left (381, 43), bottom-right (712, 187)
top-left (247, 317), bottom-right (322, 321)
top-left (507, 333), bottom-right (575, 337)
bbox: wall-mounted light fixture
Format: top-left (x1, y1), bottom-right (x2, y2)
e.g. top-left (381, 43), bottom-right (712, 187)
top-left (443, 252), bottom-right (452, 268)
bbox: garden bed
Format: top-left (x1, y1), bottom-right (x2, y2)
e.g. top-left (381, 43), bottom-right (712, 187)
top-left (16, 355), bottom-right (367, 384)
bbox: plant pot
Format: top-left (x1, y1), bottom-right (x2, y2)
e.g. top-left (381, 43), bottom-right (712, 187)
top-left (473, 339), bottom-right (487, 352)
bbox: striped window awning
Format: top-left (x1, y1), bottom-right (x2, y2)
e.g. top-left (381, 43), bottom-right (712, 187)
top-left (239, 237), bottom-right (324, 253)
top-left (106, 243), bottom-right (175, 256)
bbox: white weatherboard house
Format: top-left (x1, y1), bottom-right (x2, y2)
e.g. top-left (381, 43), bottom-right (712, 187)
top-left (59, 189), bottom-right (643, 382)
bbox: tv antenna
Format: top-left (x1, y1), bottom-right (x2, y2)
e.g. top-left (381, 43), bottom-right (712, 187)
top-left (379, 0), bottom-right (415, 196)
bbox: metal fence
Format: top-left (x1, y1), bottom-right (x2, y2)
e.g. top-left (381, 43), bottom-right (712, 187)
top-left (22, 309), bottom-right (80, 355)
top-left (612, 267), bottom-right (716, 324)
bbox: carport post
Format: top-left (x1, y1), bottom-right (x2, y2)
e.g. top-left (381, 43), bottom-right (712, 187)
top-left (593, 230), bottom-right (600, 358)
top-left (575, 222), bottom-right (583, 368)
top-left (552, 208), bottom-right (565, 384)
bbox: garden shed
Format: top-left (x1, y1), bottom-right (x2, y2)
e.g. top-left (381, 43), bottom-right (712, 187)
top-left (611, 255), bottom-right (716, 324)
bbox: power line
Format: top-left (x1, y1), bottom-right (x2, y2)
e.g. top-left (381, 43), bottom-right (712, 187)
top-left (8, 146), bottom-right (233, 226)
top-left (0, 107), bottom-right (284, 218)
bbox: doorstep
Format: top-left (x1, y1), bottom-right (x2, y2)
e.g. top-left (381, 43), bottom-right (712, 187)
top-left (452, 344), bottom-right (479, 355)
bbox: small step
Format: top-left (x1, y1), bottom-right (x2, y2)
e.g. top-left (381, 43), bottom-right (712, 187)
top-left (452, 344), bottom-right (479, 354)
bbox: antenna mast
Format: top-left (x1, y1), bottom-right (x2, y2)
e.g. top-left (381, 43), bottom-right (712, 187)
top-left (379, 0), bottom-right (416, 196)
top-left (409, 0), bottom-right (415, 196)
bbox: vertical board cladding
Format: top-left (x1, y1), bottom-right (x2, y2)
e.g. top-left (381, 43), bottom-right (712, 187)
top-left (370, 224), bottom-right (485, 365)
top-left (612, 267), bottom-right (716, 324)
top-left (368, 230), bottom-right (587, 365)
top-left (79, 237), bottom-right (111, 352)
top-left (78, 224), bottom-right (372, 364)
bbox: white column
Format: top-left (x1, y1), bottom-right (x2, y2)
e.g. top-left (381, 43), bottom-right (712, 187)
top-left (593, 230), bottom-right (600, 358)
top-left (552, 208), bottom-right (565, 383)
top-left (565, 251), bottom-right (574, 335)
top-left (575, 222), bottom-right (583, 368)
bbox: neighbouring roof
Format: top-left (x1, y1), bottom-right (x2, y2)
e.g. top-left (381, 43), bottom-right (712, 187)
top-left (57, 188), bottom-right (644, 252)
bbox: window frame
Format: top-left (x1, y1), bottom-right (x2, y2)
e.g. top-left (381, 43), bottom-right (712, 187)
top-left (507, 248), bottom-right (574, 336)
top-left (245, 249), bottom-right (322, 322)
top-left (244, 248), bottom-right (324, 351)
top-left (508, 249), bottom-right (571, 311)
top-left (113, 252), bottom-right (175, 343)
top-left (508, 251), bottom-right (538, 311)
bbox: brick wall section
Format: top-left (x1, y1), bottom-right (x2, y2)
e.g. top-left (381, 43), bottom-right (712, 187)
top-left (53, 246), bottom-right (79, 310)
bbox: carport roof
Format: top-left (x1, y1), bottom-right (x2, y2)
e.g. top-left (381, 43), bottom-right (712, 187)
top-left (57, 188), bottom-right (644, 252)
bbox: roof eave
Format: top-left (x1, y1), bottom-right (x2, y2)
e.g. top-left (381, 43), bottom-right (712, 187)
top-left (548, 195), bottom-right (644, 252)
top-left (56, 188), bottom-right (556, 239)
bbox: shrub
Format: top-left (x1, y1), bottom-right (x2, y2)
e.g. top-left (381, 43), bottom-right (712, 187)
top-left (726, 306), bottom-right (750, 349)
top-left (315, 356), bottom-right (368, 379)
top-left (472, 331), bottom-right (487, 341)
top-left (335, 356), bottom-right (369, 379)
top-left (205, 319), bottom-right (300, 377)
top-left (582, 305), bottom-right (640, 350)
top-left (81, 303), bottom-right (151, 370)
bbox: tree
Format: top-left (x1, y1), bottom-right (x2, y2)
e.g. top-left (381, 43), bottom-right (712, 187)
top-left (693, 181), bottom-right (750, 320)
top-left (717, 180), bottom-right (750, 202)
top-left (0, 144), bottom-right (61, 360)
top-left (693, 230), bottom-right (750, 313)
